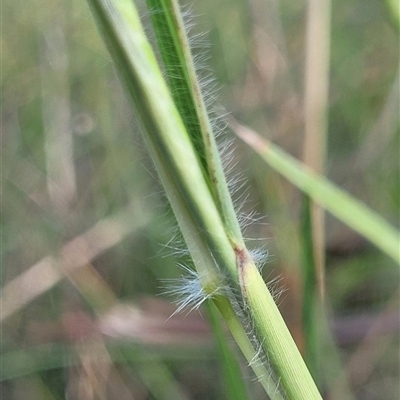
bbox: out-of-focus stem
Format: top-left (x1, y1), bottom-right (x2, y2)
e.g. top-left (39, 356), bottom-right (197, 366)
top-left (303, 0), bottom-right (331, 302)
top-left (40, 7), bottom-right (76, 215)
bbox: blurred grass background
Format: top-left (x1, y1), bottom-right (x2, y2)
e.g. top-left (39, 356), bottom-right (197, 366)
top-left (1, 0), bottom-right (399, 399)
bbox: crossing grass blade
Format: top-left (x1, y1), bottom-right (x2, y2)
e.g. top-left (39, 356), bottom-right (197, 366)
top-left (233, 121), bottom-right (400, 265)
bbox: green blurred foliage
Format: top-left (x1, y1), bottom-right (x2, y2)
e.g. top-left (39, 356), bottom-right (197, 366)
top-left (2, 0), bottom-right (399, 399)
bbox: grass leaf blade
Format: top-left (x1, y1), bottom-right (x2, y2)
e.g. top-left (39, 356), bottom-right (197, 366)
top-left (146, 0), bottom-right (243, 243)
top-left (233, 121), bottom-right (400, 264)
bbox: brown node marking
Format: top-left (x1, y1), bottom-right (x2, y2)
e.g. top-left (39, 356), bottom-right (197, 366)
top-left (234, 245), bottom-right (247, 265)
top-left (234, 245), bottom-right (249, 299)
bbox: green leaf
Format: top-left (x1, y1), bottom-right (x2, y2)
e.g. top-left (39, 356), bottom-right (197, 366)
top-left (145, 0), bottom-right (243, 244)
top-left (233, 121), bottom-right (400, 265)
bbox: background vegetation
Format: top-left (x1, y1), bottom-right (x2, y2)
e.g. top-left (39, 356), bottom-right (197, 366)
top-left (2, 0), bottom-right (399, 399)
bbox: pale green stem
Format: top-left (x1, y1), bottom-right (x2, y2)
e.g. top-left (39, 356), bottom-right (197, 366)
top-left (212, 295), bottom-right (285, 400)
top-left (87, 1), bottom-right (323, 398)
top-left (238, 253), bottom-right (322, 400)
